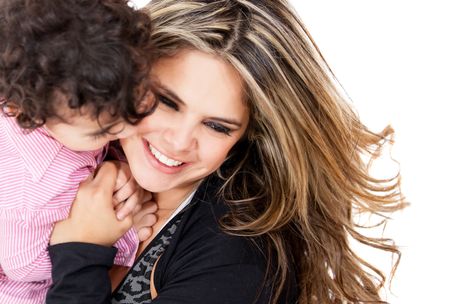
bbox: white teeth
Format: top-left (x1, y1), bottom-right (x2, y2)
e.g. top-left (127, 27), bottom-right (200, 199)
top-left (149, 145), bottom-right (183, 167)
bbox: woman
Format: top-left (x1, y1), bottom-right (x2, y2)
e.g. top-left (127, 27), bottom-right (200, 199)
top-left (47, 0), bottom-right (405, 303)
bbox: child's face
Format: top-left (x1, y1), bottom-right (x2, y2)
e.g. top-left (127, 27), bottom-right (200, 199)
top-left (45, 107), bottom-right (137, 152)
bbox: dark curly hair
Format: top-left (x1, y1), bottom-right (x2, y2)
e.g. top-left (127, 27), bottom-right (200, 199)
top-left (0, 0), bottom-right (155, 129)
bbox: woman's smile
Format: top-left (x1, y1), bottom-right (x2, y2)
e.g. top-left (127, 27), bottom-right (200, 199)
top-left (142, 139), bottom-right (189, 174)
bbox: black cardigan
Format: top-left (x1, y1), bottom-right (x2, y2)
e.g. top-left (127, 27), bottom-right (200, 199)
top-left (46, 176), bottom-right (297, 303)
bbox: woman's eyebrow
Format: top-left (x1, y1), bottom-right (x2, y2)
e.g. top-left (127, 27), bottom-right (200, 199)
top-left (157, 84), bottom-right (185, 105)
top-left (209, 116), bottom-right (243, 127)
top-left (158, 84), bottom-right (243, 128)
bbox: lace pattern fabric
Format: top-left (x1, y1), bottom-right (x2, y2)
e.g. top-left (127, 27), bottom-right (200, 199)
top-left (112, 216), bottom-right (183, 304)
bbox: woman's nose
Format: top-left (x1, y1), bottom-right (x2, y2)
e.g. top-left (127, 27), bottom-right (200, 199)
top-left (163, 122), bottom-right (197, 152)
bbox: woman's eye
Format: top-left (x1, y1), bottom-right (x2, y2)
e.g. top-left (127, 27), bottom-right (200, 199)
top-left (204, 121), bottom-right (231, 135)
top-left (157, 94), bottom-right (178, 110)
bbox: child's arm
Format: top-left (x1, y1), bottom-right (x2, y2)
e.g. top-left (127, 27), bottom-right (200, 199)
top-left (0, 161), bottom-right (133, 282)
top-left (0, 167), bottom-right (91, 282)
top-left (0, 216), bottom-right (55, 282)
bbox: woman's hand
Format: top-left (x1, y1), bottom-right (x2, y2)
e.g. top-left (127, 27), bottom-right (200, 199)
top-left (50, 162), bottom-right (133, 247)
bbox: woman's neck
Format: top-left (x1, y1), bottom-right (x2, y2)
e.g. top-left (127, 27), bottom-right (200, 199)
top-left (133, 182), bottom-right (201, 258)
top-left (153, 182), bottom-right (199, 211)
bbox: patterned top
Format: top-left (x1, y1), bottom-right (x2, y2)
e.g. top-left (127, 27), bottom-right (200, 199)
top-left (0, 114), bottom-right (138, 304)
top-left (112, 208), bottom-right (189, 304)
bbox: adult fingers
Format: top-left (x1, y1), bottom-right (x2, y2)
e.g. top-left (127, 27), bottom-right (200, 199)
top-left (92, 161), bottom-right (119, 198)
top-left (113, 161), bottom-right (132, 192)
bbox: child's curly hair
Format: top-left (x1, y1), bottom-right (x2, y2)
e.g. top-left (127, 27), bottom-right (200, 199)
top-left (0, 0), bottom-right (155, 129)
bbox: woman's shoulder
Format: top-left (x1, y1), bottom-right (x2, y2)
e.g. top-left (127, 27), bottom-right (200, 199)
top-left (179, 175), bottom-right (264, 263)
top-left (152, 176), bottom-right (273, 303)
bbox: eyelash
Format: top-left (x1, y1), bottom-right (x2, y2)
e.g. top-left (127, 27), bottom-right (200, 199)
top-left (158, 94), bottom-right (179, 111)
top-left (157, 94), bottom-right (232, 136)
top-left (204, 122), bottom-right (231, 135)
top-left (90, 132), bottom-right (108, 140)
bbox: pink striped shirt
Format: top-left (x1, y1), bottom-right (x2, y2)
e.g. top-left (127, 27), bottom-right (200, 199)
top-left (0, 115), bottom-right (138, 304)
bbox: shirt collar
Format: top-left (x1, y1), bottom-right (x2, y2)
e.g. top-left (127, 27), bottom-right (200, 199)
top-left (3, 115), bottom-right (63, 182)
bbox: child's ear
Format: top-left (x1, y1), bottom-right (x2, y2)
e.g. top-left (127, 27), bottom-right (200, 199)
top-left (1, 101), bottom-right (20, 117)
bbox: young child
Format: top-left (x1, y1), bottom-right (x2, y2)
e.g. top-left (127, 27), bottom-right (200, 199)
top-left (0, 0), bottom-right (156, 303)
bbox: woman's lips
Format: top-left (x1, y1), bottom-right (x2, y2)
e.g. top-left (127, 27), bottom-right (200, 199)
top-left (142, 139), bottom-right (189, 174)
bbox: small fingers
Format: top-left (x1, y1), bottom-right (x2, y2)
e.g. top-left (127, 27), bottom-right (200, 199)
top-left (137, 227), bottom-right (153, 242)
top-left (132, 203), bottom-right (142, 215)
top-left (134, 212), bottom-right (157, 231)
top-left (134, 212), bottom-right (157, 242)
top-left (116, 190), bottom-right (141, 221)
top-left (141, 213), bottom-right (157, 227)
top-left (133, 201), bottom-right (157, 223)
top-left (142, 191), bottom-right (153, 202)
top-left (113, 178), bottom-right (138, 203)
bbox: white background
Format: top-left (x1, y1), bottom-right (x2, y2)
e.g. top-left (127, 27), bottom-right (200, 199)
top-left (132, 1), bottom-right (449, 303)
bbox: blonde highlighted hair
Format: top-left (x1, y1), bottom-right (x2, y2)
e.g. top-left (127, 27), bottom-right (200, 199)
top-left (143, 1), bottom-right (405, 303)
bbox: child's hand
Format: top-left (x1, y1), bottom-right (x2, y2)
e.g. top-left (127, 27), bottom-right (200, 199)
top-left (111, 161), bottom-right (145, 221)
top-left (133, 200), bottom-right (158, 242)
top-left (50, 162), bottom-right (132, 247)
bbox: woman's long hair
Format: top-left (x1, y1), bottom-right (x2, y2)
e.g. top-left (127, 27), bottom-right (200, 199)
top-left (144, 1), bottom-right (405, 303)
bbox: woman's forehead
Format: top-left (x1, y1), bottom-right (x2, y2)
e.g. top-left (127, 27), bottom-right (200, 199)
top-left (151, 49), bottom-right (248, 119)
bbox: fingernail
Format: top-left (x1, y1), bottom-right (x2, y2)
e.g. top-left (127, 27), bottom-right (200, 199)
top-left (117, 212), bottom-right (124, 221)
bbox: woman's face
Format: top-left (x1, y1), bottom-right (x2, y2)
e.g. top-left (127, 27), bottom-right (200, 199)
top-left (121, 49), bottom-right (249, 196)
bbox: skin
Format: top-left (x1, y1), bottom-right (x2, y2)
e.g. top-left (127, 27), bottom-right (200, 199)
top-left (43, 87), bottom-right (156, 152)
top-left (50, 161), bottom-right (156, 242)
top-left (114, 49), bottom-right (250, 293)
top-left (45, 108), bottom-right (150, 222)
top-left (43, 97), bottom-right (159, 222)
top-left (52, 49), bottom-right (249, 298)
top-left (44, 108), bottom-right (137, 152)
top-left (50, 162), bottom-right (133, 246)
top-left (121, 49), bottom-right (249, 209)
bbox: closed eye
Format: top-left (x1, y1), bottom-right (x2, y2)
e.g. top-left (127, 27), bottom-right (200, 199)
top-left (87, 122), bottom-right (124, 140)
top-left (203, 121), bottom-right (231, 136)
top-left (89, 132), bottom-right (109, 141)
top-left (157, 94), bottom-right (179, 111)
top-left (156, 92), bottom-right (234, 136)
